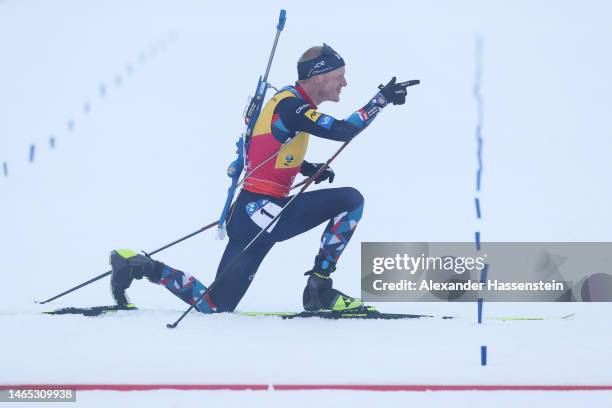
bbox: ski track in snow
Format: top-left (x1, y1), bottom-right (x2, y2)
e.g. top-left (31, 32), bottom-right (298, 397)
top-left (2, 304), bottom-right (611, 386)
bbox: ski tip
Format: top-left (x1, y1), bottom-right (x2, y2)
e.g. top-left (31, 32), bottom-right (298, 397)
top-left (43, 303), bottom-right (138, 316)
top-left (561, 313), bottom-right (576, 319)
top-left (166, 323), bottom-right (177, 329)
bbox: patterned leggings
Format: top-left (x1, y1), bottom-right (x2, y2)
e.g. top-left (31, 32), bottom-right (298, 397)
top-left (208, 187), bottom-right (364, 311)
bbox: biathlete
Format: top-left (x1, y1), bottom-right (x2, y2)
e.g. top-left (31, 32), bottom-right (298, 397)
top-left (109, 44), bottom-right (413, 313)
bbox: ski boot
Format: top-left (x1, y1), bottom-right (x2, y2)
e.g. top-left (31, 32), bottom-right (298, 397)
top-left (109, 249), bottom-right (162, 306)
top-left (302, 255), bottom-right (365, 312)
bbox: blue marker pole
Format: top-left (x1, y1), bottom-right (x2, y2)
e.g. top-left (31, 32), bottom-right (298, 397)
top-left (480, 263), bottom-right (489, 283)
top-left (477, 264), bottom-right (488, 324)
top-left (481, 346), bottom-right (487, 366)
top-left (29, 144), bottom-right (36, 162)
top-left (474, 35), bottom-right (486, 368)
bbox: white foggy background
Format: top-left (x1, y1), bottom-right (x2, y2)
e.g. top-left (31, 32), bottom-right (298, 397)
top-left (2, 2), bottom-right (612, 406)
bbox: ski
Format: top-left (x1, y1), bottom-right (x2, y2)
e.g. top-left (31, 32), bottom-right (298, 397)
top-left (42, 305), bottom-right (575, 321)
top-left (42, 305), bottom-right (439, 319)
top-left (238, 309), bottom-right (452, 320)
top-left (238, 310), bottom-right (575, 320)
top-left (43, 303), bottom-right (138, 317)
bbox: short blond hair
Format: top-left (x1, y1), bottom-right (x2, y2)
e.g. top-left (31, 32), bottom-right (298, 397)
top-left (298, 46), bottom-right (324, 64)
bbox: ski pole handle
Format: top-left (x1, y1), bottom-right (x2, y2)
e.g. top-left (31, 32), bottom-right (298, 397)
top-left (277, 9), bottom-right (286, 31)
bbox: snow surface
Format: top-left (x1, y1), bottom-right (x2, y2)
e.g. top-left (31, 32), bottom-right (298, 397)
top-left (1, 0), bottom-right (612, 407)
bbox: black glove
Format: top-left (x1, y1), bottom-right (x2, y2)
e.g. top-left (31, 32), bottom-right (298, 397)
top-left (378, 77), bottom-right (419, 106)
top-left (300, 161), bottom-right (335, 184)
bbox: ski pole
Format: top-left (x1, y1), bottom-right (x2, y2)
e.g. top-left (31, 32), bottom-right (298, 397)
top-left (167, 141), bottom-right (351, 329)
top-left (35, 221), bottom-right (219, 304)
top-left (264, 9), bottom-right (286, 82)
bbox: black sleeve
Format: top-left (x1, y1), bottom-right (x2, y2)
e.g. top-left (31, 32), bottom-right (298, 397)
top-left (275, 94), bottom-right (388, 142)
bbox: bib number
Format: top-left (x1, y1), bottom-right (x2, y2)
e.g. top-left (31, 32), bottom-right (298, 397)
top-left (245, 199), bottom-right (283, 232)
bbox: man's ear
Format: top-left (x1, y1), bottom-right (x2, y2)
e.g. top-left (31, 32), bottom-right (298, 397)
top-left (309, 75), bottom-right (322, 86)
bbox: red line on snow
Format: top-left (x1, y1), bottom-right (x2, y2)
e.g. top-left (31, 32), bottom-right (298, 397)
top-left (1, 384), bottom-right (612, 392)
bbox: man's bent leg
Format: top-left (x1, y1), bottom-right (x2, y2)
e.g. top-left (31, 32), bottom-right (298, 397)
top-left (266, 187), bottom-right (366, 311)
top-left (304, 188), bottom-right (364, 311)
top-left (317, 192), bottom-right (364, 270)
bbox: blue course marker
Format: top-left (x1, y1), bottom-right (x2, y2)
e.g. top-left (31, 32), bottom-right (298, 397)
top-left (474, 36), bottom-right (484, 193)
top-left (480, 263), bottom-right (489, 284)
top-left (68, 119), bottom-right (74, 132)
top-left (49, 136), bottom-right (55, 148)
top-left (481, 345), bottom-right (487, 366)
top-left (99, 83), bottom-right (107, 97)
top-left (474, 35), bottom-right (487, 368)
top-left (3, 161), bottom-right (7, 177)
top-left (29, 144), bottom-right (35, 162)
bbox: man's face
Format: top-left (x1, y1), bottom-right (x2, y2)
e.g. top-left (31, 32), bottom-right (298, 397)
top-left (315, 67), bottom-right (347, 103)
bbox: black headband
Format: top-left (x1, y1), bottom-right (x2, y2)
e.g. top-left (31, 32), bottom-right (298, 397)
top-left (297, 43), bottom-right (345, 80)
